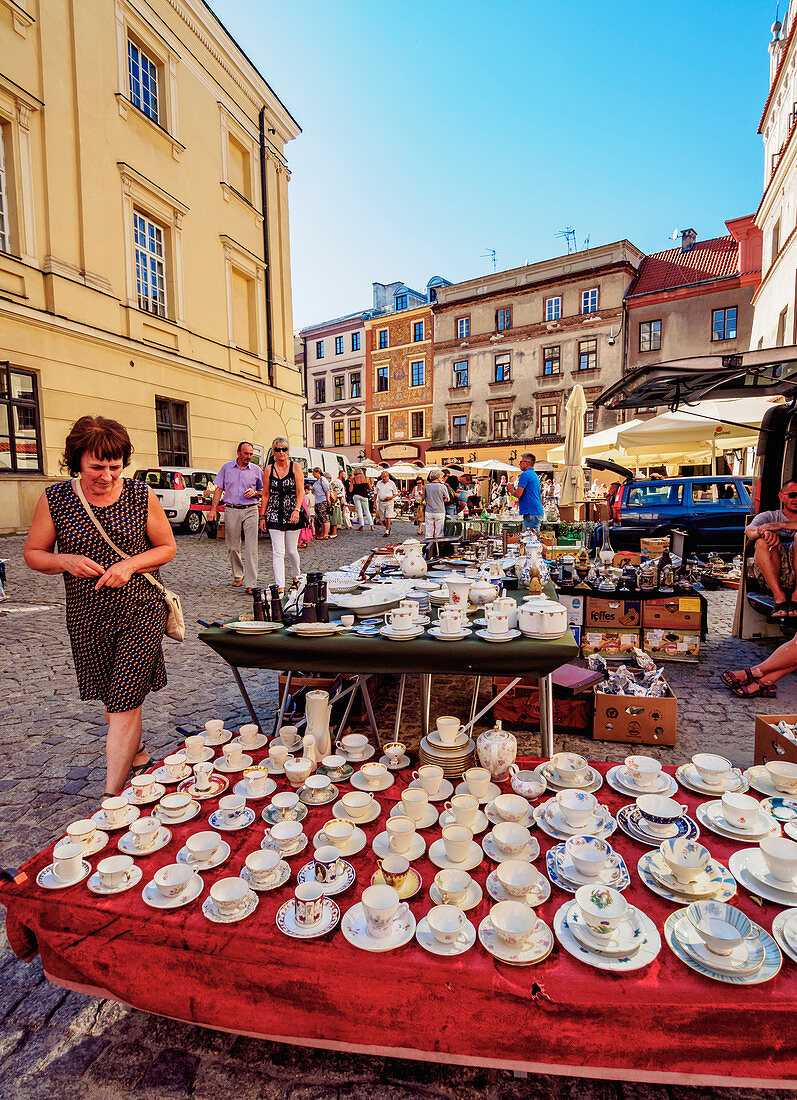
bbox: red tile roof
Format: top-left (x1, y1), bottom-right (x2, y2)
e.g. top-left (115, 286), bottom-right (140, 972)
top-left (627, 236), bottom-right (740, 298)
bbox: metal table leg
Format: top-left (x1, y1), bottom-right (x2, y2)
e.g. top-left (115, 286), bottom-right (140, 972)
top-left (394, 674), bottom-right (407, 742)
top-left (538, 673), bottom-right (554, 758)
top-left (469, 676), bottom-right (481, 725)
top-left (228, 664), bottom-right (267, 734)
top-left (419, 674), bottom-right (432, 739)
top-left (357, 675), bottom-right (382, 747)
top-left (273, 670), bottom-right (293, 734)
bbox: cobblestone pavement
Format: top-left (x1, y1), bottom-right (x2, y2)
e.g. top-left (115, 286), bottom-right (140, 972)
top-left (1, 520), bottom-right (796, 1099)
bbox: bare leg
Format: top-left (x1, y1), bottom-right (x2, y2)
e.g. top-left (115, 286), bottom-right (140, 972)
top-left (105, 705), bottom-right (144, 795)
top-left (754, 540), bottom-right (788, 608)
top-left (726, 637), bottom-right (797, 688)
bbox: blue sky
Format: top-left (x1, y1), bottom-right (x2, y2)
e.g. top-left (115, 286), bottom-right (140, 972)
top-left (212, 0), bottom-right (777, 329)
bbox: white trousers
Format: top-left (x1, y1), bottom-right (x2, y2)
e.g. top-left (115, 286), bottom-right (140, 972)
top-left (353, 496), bottom-right (373, 528)
top-left (424, 511), bottom-right (445, 539)
top-left (224, 505), bottom-right (259, 587)
top-left (270, 527), bottom-right (301, 588)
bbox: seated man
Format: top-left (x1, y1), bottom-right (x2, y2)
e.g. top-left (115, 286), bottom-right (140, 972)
top-left (745, 479), bottom-right (797, 617)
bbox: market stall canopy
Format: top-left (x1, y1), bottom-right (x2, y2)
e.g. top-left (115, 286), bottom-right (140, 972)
top-left (466, 459), bottom-right (521, 473)
top-left (616, 397), bottom-right (783, 461)
top-left (547, 419), bottom-right (645, 464)
top-left (559, 385), bottom-right (587, 507)
top-left (385, 464), bottom-right (424, 478)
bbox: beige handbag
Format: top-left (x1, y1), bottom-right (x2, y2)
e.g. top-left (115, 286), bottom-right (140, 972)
top-left (73, 478), bottom-right (185, 642)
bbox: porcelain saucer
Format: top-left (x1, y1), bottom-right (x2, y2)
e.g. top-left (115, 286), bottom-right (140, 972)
top-left (341, 902), bottom-right (416, 952)
top-left (372, 831), bottom-right (426, 861)
top-left (534, 762), bottom-right (603, 795)
top-left (231, 733), bottom-right (268, 751)
top-left (645, 848), bottom-right (728, 898)
top-left (439, 808), bottom-right (487, 833)
top-left (87, 864), bottom-right (143, 895)
top-left (428, 626), bottom-right (472, 641)
top-left (350, 772), bottom-right (394, 793)
top-left (454, 780), bottom-right (500, 805)
top-left (475, 628), bottom-right (521, 644)
top-left (142, 872), bottom-right (203, 910)
top-left (484, 802), bottom-right (535, 829)
top-left (409, 778), bottom-right (454, 802)
top-left (297, 858), bottom-right (356, 896)
top-left (122, 782), bottom-right (166, 805)
top-left (276, 896), bottom-right (340, 939)
top-left (743, 765), bottom-right (792, 798)
top-left (153, 800), bottom-right (201, 825)
top-left (379, 624), bottom-right (425, 642)
top-left (57, 830), bottom-right (108, 858)
top-left (176, 840), bottom-right (231, 872)
top-left (339, 745), bottom-right (376, 763)
top-left (380, 755), bottom-right (411, 771)
top-left (771, 908), bottom-right (797, 965)
top-left (741, 848), bottom-right (797, 897)
top-left (183, 747), bottom-right (215, 764)
top-left (478, 914), bottom-right (554, 966)
top-left (317, 762), bottom-right (355, 781)
top-left (241, 860), bottom-right (291, 893)
top-left (264, 761), bottom-right (286, 775)
top-left (262, 803), bottom-right (308, 825)
top-left (332, 798), bottom-right (381, 825)
top-left (535, 800), bottom-right (616, 841)
top-left (391, 803), bottom-right (439, 830)
top-left (208, 807), bottom-right (256, 832)
top-left (546, 845), bottom-right (630, 893)
top-left (177, 774), bottom-right (229, 800)
top-left (202, 728), bottom-right (233, 747)
top-left (676, 763), bottom-right (748, 796)
top-left (616, 804), bottom-right (699, 846)
top-left (91, 805), bottom-right (141, 831)
top-left (482, 832), bottom-right (540, 864)
top-left (730, 850), bottom-right (797, 907)
top-left (696, 800), bottom-right (779, 842)
top-left (568, 906), bottom-right (645, 958)
top-left (36, 860), bottom-right (91, 890)
top-left (485, 869), bottom-right (550, 907)
top-left (299, 784), bottom-right (339, 807)
top-left (416, 915), bottom-right (476, 956)
top-left (606, 765), bottom-right (678, 799)
top-left (428, 838), bottom-right (484, 871)
top-left (426, 729), bottom-right (469, 750)
top-left (233, 777), bottom-right (277, 800)
top-left (554, 901), bottom-right (662, 972)
top-left (429, 877), bottom-right (483, 910)
top-left (664, 908), bottom-right (780, 985)
top-left (637, 851), bottom-right (736, 905)
top-left (150, 764), bottom-right (193, 785)
top-left (118, 825), bottom-right (172, 856)
top-left (760, 795), bottom-right (797, 823)
top-left (673, 913), bottom-right (765, 974)
top-left (310, 826), bottom-right (366, 858)
top-left (261, 833), bottom-right (309, 858)
top-left (203, 889), bottom-right (259, 924)
top-left (786, 821), bottom-right (797, 842)
top-left (371, 866), bottom-right (422, 900)
top-left (214, 754), bottom-right (254, 774)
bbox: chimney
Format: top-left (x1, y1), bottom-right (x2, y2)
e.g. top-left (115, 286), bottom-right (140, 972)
top-left (680, 228), bottom-right (697, 252)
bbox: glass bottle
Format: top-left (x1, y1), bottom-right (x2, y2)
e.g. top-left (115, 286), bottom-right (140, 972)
top-left (252, 588), bottom-right (265, 621)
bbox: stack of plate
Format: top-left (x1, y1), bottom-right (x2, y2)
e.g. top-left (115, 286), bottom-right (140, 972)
top-left (419, 730), bottom-right (476, 778)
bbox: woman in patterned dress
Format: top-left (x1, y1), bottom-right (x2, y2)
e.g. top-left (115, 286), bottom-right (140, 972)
top-left (260, 436), bottom-right (305, 593)
top-left (23, 417), bottom-right (176, 796)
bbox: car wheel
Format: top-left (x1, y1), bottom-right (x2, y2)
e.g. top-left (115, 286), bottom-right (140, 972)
top-left (185, 511), bottom-right (203, 534)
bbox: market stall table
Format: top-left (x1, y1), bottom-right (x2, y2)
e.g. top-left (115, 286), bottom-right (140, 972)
top-left (1, 756), bottom-right (795, 1086)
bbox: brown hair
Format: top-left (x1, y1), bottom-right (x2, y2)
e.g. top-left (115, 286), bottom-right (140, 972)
top-left (61, 416), bottom-right (133, 477)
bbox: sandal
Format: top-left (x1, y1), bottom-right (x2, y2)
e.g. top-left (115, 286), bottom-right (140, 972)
top-left (730, 680), bottom-right (777, 698)
top-left (772, 601), bottom-right (789, 619)
top-left (129, 745), bottom-right (151, 778)
top-left (720, 668), bottom-right (758, 689)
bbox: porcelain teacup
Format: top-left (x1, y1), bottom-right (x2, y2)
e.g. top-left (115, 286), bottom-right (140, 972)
top-left (338, 733), bottom-right (369, 759)
top-left (360, 762), bottom-right (388, 788)
top-left (463, 767), bottom-right (491, 799)
top-left (691, 753), bottom-right (733, 787)
top-left (66, 818), bottom-right (96, 852)
top-left (164, 752), bottom-right (187, 780)
top-left (97, 854), bottom-right (134, 889)
top-left (384, 742), bottom-right (406, 765)
top-left (186, 830), bottom-right (220, 863)
top-left (341, 791), bottom-right (374, 820)
top-left (238, 724), bottom-right (259, 749)
top-left (193, 762), bottom-right (213, 790)
top-left (279, 725), bottom-right (300, 749)
top-left (340, 615), bottom-right (355, 628)
top-left (204, 719), bottom-right (224, 737)
top-left (443, 793), bottom-right (478, 826)
top-left (130, 775), bottom-right (155, 801)
top-left (721, 792), bottom-right (761, 829)
top-left (492, 596), bottom-right (518, 629)
top-left (550, 752), bottom-right (588, 786)
top-left (434, 868), bottom-right (472, 905)
top-left (401, 787), bottom-right (430, 822)
top-left (384, 606), bottom-right (415, 634)
top-left (218, 794), bottom-right (246, 825)
top-left (130, 816), bottom-right (159, 850)
top-left (659, 837), bottom-right (711, 884)
top-left (52, 841), bottom-right (84, 882)
top-left (154, 863), bottom-right (194, 899)
top-left (687, 901), bottom-right (755, 955)
top-left (244, 768), bottom-right (269, 798)
top-left (184, 734), bottom-right (206, 763)
top-left (441, 824), bottom-right (473, 863)
top-left (158, 793), bottom-right (192, 819)
top-left (386, 815), bottom-right (416, 854)
top-left (245, 848), bottom-right (281, 884)
top-left (492, 821), bottom-right (530, 856)
top-left (575, 884), bottom-right (633, 938)
top-left (304, 774), bottom-right (332, 802)
top-left (361, 883), bottom-right (408, 939)
top-left (268, 743), bottom-right (290, 769)
top-left (490, 900), bottom-right (539, 946)
top-left (378, 853), bottom-right (410, 890)
top-left (624, 755), bottom-right (662, 789)
top-left (413, 764), bottom-right (444, 796)
top-left (271, 791), bottom-right (300, 819)
top-left (495, 859), bottom-right (539, 897)
top-left (267, 820), bottom-right (303, 852)
top-left (100, 795), bottom-right (130, 826)
top-left (284, 756), bottom-right (314, 788)
top-left (314, 844), bottom-right (345, 883)
top-left (222, 742), bottom-right (244, 769)
top-left (427, 904), bottom-right (467, 945)
top-left (485, 607), bottom-right (510, 637)
top-left (322, 754), bottom-right (347, 778)
top-left (438, 608), bottom-right (464, 636)
top-left (760, 835), bottom-right (797, 882)
top-left (436, 716), bottom-right (461, 745)
top-left (636, 794), bottom-right (689, 837)
top-left (565, 835), bottom-right (611, 878)
top-left (209, 876), bottom-right (249, 915)
top-left (765, 760), bottom-right (797, 794)
top-left (316, 818), bottom-right (355, 847)
top-left (493, 794), bottom-right (529, 823)
top-left (555, 788), bottom-right (597, 829)
top-left (294, 882), bottom-right (324, 926)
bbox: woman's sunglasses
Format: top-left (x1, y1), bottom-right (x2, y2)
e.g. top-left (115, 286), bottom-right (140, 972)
top-left (273, 447), bottom-right (288, 452)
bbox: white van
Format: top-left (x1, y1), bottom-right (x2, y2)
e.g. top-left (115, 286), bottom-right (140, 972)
top-left (133, 467), bottom-right (216, 531)
top-left (264, 445), bottom-right (351, 480)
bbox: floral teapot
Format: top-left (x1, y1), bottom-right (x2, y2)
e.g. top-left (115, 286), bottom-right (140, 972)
top-left (476, 720), bottom-right (517, 782)
top-left (392, 538), bottom-right (427, 579)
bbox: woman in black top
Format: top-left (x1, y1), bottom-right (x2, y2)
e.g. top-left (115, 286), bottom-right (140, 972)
top-left (260, 437), bottom-right (306, 592)
top-left (350, 467), bottom-right (375, 532)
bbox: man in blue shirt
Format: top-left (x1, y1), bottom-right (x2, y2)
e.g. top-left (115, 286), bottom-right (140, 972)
top-left (209, 441), bottom-right (263, 591)
top-left (509, 452), bottom-right (544, 533)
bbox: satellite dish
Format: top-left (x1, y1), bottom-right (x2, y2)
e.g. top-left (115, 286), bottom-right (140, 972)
top-left (672, 229), bottom-right (680, 240)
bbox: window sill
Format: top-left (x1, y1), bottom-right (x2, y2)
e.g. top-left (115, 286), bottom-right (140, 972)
top-left (576, 366), bottom-right (600, 374)
top-left (489, 379), bottom-right (512, 387)
top-left (115, 94), bottom-right (185, 161)
top-left (537, 372), bottom-right (562, 380)
top-left (220, 182), bottom-right (263, 228)
top-left (449, 386), bottom-right (470, 394)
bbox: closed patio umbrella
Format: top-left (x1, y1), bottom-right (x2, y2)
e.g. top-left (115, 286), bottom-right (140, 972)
top-left (559, 385), bottom-right (587, 508)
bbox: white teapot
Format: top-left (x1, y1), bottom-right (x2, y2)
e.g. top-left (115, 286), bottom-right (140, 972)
top-left (393, 538), bottom-right (427, 579)
top-left (468, 571), bottom-right (499, 607)
top-left (476, 721), bottom-right (517, 781)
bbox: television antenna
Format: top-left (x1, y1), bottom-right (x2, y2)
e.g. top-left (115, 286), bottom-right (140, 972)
top-left (481, 248), bottom-right (498, 272)
top-left (555, 227), bottom-right (577, 254)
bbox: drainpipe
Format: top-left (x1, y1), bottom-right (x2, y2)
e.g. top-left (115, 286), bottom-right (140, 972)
top-left (302, 336), bottom-right (308, 445)
top-left (258, 106), bottom-right (275, 389)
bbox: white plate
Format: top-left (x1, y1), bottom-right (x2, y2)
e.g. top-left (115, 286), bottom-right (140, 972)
top-left (482, 832), bottom-right (540, 864)
top-left (121, 782), bottom-right (167, 806)
top-left (547, 845), bottom-right (630, 893)
top-left (664, 908), bottom-right (781, 986)
top-left (637, 851), bottom-right (737, 906)
top-left (786, 821), bottom-right (797, 842)
top-left (142, 873), bottom-right (203, 909)
top-left (475, 628), bottom-right (522, 644)
top-left (429, 878), bottom-right (484, 911)
top-left (231, 734), bottom-right (269, 751)
top-left (372, 831), bottom-right (426, 861)
top-left (438, 808), bottom-right (487, 834)
top-left (408, 778), bottom-right (454, 802)
top-left (485, 869), bottom-right (551, 906)
top-left (391, 803), bottom-right (439, 830)
top-left (554, 901), bottom-right (662, 972)
top-left (534, 800), bottom-right (616, 841)
top-left (203, 729), bottom-right (234, 747)
top-left (484, 802), bottom-right (535, 829)
top-left (350, 771), bottom-right (395, 793)
top-left (241, 860), bottom-right (291, 893)
top-left (568, 907), bottom-right (645, 958)
top-left (214, 754), bottom-right (254, 774)
top-left (740, 848), bottom-right (797, 897)
top-left (728, 849), bottom-right (797, 906)
top-left (91, 805), bottom-right (141, 831)
top-left (338, 745), bottom-right (377, 763)
top-left (427, 627), bottom-right (472, 641)
top-left (676, 763), bottom-right (748, 796)
top-left (203, 889), bottom-right (259, 923)
top-left (56, 830), bottom-right (108, 858)
top-left (416, 916), bottom-right (476, 956)
top-left (426, 729), bottom-right (469, 750)
top-left (176, 840), bottom-right (231, 872)
top-left (286, 623), bottom-right (342, 637)
top-left (673, 914), bottom-right (766, 974)
top-left (261, 831), bottom-right (309, 857)
top-left (605, 765), bottom-right (678, 799)
top-left (341, 902), bottom-right (416, 952)
top-left (87, 864), bottom-right (143, 895)
top-left (697, 800), bottom-right (779, 842)
top-left (228, 621), bottom-right (283, 634)
top-left (36, 861), bottom-right (91, 890)
top-left (264, 761), bottom-right (286, 775)
top-left (151, 764), bottom-right (193, 785)
top-left (276, 897), bottom-right (340, 939)
top-left (311, 826), bottom-right (367, 857)
top-left (534, 762), bottom-right (603, 796)
top-left (152, 800), bottom-right (201, 826)
top-left (478, 914), bottom-right (554, 965)
top-left (453, 780), bottom-right (500, 805)
top-left (744, 765), bottom-right (795, 799)
top-left (332, 798), bottom-right (381, 825)
top-left (297, 859), bottom-right (356, 896)
top-left (177, 774), bottom-right (229, 800)
top-left (233, 777), bottom-right (277, 800)
top-left (183, 748), bottom-right (215, 764)
top-left (427, 838), bottom-right (484, 871)
top-left (771, 908), bottom-right (797, 965)
top-left (299, 784), bottom-right (339, 807)
top-left (118, 825), bottom-right (172, 857)
top-left (645, 849), bottom-right (728, 898)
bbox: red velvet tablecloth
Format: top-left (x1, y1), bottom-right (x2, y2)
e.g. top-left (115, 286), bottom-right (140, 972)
top-left (1, 753), bottom-right (796, 1086)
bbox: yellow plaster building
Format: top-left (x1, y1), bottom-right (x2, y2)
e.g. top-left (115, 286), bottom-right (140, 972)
top-left (0, 0), bottom-right (303, 531)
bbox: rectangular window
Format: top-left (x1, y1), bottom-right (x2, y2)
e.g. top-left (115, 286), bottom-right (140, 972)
top-left (333, 420), bottom-right (344, 447)
top-left (493, 409), bottom-right (510, 439)
top-left (128, 39), bottom-right (160, 123)
top-left (581, 288), bottom-right (599, 314)
top-left (456, 317), bottom-right (470, 338)
top-left (639, 320), bottom-right (662, 352)
top-left (496, 307), bottom-right (512, 331)
top-left (411, 411), bottom-right (424, 438)
top-left (0, 366), bottom-right (42, 472)
top-left (452, 414), bottom-right (468, 443)
top-left (544, 296), bottom-right (562, 321)
top-left (378, 329), bottom-right (388, 349)
top-left (349, 419), bottom-right (361, 445)
top-left (712, 306), bottom-right (738, 341)
top-left (377, 366), bottom-right (389, 392)
top-left (377, 415), bottom-right (389, 441)
top-left (231, 268), bottom-right (257, 354)
top-left (542, 346), bottom-right (560, 375)
top-left (313, 422), bottom-right (324, 448)
top-left (314, 378), bottom-right (326, 404)
top-left (453, 360), bottom-right (469, 387)
top-left (333, 376), bottom-right (344, 401)
top-left (773, 219), bottom-right (781, 262)
top-left (413, 320), bottom-right (424, 342)
top-left (335, 335), bottom-right (344, 355)
top-left (395, 294), bottom-right (408, 311)
top-left (578, 338), bottom-right (597, 370)
top-left (494, 353), bottom-right (511, 382)
top-left (411, 360), bottom-right (425, 387)
top-left (0, 126), bottom-right (9, 253)
top-left (351, 331), bottom-right (360, 351)
top-left (350, 372), bottom-right (361, 398)
top-left (155, 396), bottom-right (189, 466)
top-left (584, 409), bottom-right (595, 434)
top-left (539, 404), bottom-right (558, 435)
top-left (227, 134), bottom-right (252, 201)
top-left (316, 340), bottom-right (324, 359)
top-left (133, 211), bottom-right (167, 317)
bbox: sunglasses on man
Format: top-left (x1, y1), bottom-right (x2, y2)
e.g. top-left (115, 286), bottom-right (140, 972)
top-left (784, 491), bottom-right (797, 499)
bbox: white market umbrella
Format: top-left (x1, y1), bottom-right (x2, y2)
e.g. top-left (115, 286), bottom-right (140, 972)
top-left (547, 419), bottom-right (645, 464)
top-left (384, 464), bottom-right (420, 479)
top-left (559, 385), bottom-right (587, 508)
top-left (466, 459), bottom-right (521, 473)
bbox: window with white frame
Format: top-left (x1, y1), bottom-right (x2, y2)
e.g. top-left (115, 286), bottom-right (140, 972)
top-left (545, 296), bottom-right (561, 321)
top-left (128, 39), bottom-right (160, 123)
top-left (411, 360), bottom-right (424, 387)
top-left (581, 288), bottom-right (599, 314)
top-left (452, 414), bottom-right (468, 442)
top-left (0, 125), bottom-right (8, 253)
top-left (539, 404), bottom-right (558, 435)
top-left (584, 408), bottom-right (596, 434)
top-left (494, 353), bottom-right (511, 382)
top-left (134, 211), bottom-right (167, 317)
top-left (453, 360), bottom-right (469, 387)
top-left (456, 316), bottom-right (470, 338)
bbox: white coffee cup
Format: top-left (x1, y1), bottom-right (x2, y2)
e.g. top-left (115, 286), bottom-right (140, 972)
top-left (555, 788), bottom-right (597, 829)
top-left (204, 719), bottom-right (224, 736)
top-left (52, 840), bottom-right (84, 882)
top-left (386, 815), bottom-right (416, 854)
top-left (340, 615), bottom-right (355, 628)
top-left (314, 844), bottom-right (344, 883)
top-left (245, 768), bottom-right (269, 798)
top-left (692, 753), bottom-right (733, 786)
top-left (239, 724), bottom-right (259, 749)
top-left (495, 859), bottom-right (539, 897)
top-left (493, 794), bottom-right (529, 823)
top-left (490, 900), bottom-right (539, 946)
top-left (66, 818), bottom-right (96, 852)
top-left (492, 821), bottom-right (531, 856)
top-left (443, 793), bottom-right (478, 827)
top-left (158, 793), bottom-right (192, 819)
top-left (624, 755), bottom-right (662, 789)
top-left (100, 796), bottom-right (129, 826)
top-left (97, 854), bottom-right (134, 889)
top-left (565, 835), bottom-right (611, 878)
top-left (154, 863), bottom-right (194, 899)
top-left (575, 884), bottom-right (633, 938)
top-left (186, 830), bottom-right (220, 863)
top-left (279, 725), bottom-right (300, 748)
top-left (385, 606), bottom-right (415, 634)
top-left (271, 791), bottom-right (300, 819)
top-left (361, 883), bottom-right (408, 939)
top-left (441, 824), bottom-right (473, 863)
top-left (485, 607), bottom-right (510, 636)
top-left (218, 793), bottom-right (246, 825)
top-left (304, 774), bottom-right (332, 802)
top-left (322, 754), bottom-right (347, 778)
top-left (193, 762), bottom-right (213, 790)
top-left (316, 818), bottom-right (355, 847)
top-left (760, 835), bottom-right (797, 882)
top-left (223, 742), bottom-right (244, 769)
top-left (401, 787), bottom-right (429, 822)
top-left (463, 767), bottom-right (491, 799)
top-left (130, 816), bottom-right (159, 849)
top-left (341, 791), bottom-right (374, 820)
top-left (412, 764), bottom-right (444, 796)
top-left (164, 752), bottom-right (187, 779)
top-left (245, 848), bottom-right (281, 883)
top-left (438, 608), bottom-right (464, 635)
top-left (294, 881), bottom-right (325, 926)
top-left (427, 904), bottom-right (467, 945)
top-left (721, 792), bottom-right (762, 829)
top-left (436, 716), bottom-right (461, 745)
top-left (338, 733), bottom-right (369, 758)
top-left (184, 735), bottom-right (206, 762)
top-left (550, 752), bottom-right (588, 785)
top-left (209, 876), bottom-right (249, 914)
top-left (267, 820), bottom-right (303, 851)
top-left (268, 743), bottom-right (289, 768)
top-left (765, 760), bottom-right (797, 794)
top-left (399, 599), bottom-right (422, 623)
top-left (360, 762), bottom-right (388, 788)
top-left (434, 867), bottom-right (472, 905)
top-left (130, 775), bottom-right (155, 801)
top-left (492, 596), bottom-right (518, 629)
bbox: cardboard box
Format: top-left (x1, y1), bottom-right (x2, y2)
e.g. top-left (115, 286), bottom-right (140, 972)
top-left (585, 597), bottom-right (641, 629)
top-left (643, 629), bottom-right (700, 662)
top-left (754, 714), bottom-right (797, 766)
top-left (581, 629), bottom-right (641, 658)
top-left (613, 551), bottom-right (642, 567)
top-left (643, 597), bottom-right (702, 632)
top-left (593, 685), bottom-right (677, 747)
top-left (558, 593), bottom-right (585, 630)
top-left (641, 537), bottom-right (670, 555)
